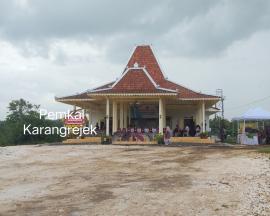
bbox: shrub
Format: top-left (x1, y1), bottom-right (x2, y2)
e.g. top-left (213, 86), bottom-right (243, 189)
top-left (257, 147), bottom-right (270, 154)
top-left (154, 133), bottom-right (164, 144)
top-left (225, 135), bottom-right (237, 144)
top-left (200, 132), bottom-right (209, 139)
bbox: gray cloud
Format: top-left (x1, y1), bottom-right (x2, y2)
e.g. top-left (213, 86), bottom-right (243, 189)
top-left (0, 0), bottom-right (216, 38)
top-left (1, 0), bottom-right (269, 61)
top-left (0, 0), bottom-right (270, 119)
top-left (161, 0), bottom-right (270, 57)
top-left (0, 0), bottom-right (269, 60)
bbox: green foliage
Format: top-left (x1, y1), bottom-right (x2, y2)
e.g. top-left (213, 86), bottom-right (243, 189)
top-left (257, 147), bottom-right (270, 154)
top-left (200, 132), bottom-right (209, 139)
top-left (246, 133), bottom-right (257, 139)
top-left (225, 135), bottom-right (237, 144)
top-left (154, 133), bottom-right (164, 144)
top-left (0, 99), bottom-right (63, 146)
top-left (209, 116), bottom-right (238, 137)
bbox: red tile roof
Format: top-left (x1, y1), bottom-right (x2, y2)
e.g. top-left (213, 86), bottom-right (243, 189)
top-left (92, 81), bottom-right (114, 91)
top-left (55, 92), bottom-right (90, 101)
top-left (57, 45), bottom-right (219, 101)
top-left (158, 79), bottom-right (219, 99)
top-left (114, 69), bottom-right (156, 91)
top-left (126, 45), bottom-right (165, 84)
top-left (88, 89), bottom-right (175, 94)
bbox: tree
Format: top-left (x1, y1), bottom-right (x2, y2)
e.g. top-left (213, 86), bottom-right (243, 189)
top-left (0, 99), bottom-right (63, 146)
top-left (209, 116), bottom-right (237, 139)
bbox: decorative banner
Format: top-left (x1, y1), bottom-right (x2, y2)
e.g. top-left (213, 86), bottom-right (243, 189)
top-left (64, 118), bottom-right (85, 125)
top-left (64, 109), bottom-right (85, 126)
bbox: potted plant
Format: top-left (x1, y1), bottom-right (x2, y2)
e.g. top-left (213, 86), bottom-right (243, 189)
top-left (101, 134), bottom-right (112, 144)
top-left (200, 132), bottom-right (209, 139)
top-left (154, 133), bottom-right (164, 144)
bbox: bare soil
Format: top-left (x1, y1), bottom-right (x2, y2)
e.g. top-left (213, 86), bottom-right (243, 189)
top-left (0, 144), bottom-right (269, 216)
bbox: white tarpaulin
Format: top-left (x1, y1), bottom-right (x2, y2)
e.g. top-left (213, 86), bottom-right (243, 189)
top-left (232, 107), bottom-right (270, 121)
top-left (233, 107), bottom-right (270, 145)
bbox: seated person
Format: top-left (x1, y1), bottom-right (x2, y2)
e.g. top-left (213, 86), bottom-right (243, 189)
top-left (184, 125), bottom-right (190, 137)
top-left (121, 128), bottom-right (130, 141)
top-left (173, 124), bottom-right (180, 137)
top-left (95, 122), bottom-right (100, 131)
top-left (195, 125), bottom-right (201, 137)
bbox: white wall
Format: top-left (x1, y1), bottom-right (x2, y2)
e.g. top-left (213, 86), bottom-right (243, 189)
top-left (167, 105), bottom-right (212, 132)
top-left (88, 108), bottom-right (105, 126)
top-left (166, 105), bottom-right (198, 129)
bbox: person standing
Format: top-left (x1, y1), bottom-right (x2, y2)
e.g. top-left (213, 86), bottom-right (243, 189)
top-left (164, 126), bottom-right (172, 145)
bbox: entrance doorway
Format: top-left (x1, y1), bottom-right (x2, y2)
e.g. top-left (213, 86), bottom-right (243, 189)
top-left (184, 117), bottom-right (195, 136)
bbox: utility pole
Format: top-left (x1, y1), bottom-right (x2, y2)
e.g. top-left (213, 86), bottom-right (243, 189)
top-left (216, 89), bottom-right (225, 142)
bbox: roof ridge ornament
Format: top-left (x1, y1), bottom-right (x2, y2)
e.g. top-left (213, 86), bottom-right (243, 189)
top-left (133, 62), bottom-right (139, 68)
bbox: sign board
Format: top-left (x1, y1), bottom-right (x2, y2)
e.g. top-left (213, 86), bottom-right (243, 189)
top-left (64, 109), bottom-right (86, 127)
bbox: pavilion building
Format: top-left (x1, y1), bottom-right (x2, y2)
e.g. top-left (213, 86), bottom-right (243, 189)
top-left (56, 45), bottom-right (220, 136)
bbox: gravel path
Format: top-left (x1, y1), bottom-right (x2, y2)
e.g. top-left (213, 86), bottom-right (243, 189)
top-left (0, 145), bottom-right (269, 215)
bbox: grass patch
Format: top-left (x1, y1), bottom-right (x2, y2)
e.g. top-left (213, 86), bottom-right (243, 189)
top-left (257, 147), bottom-right (270, 154)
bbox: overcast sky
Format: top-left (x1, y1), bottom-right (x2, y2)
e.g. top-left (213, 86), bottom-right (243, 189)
top-left (0, 0), bottom-right (270, 120)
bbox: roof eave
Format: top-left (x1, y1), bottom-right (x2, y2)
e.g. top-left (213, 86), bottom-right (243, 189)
top-left (87, 92), bottom-right (178, 96)
top-left (178, 97), bottom-right (220, 101)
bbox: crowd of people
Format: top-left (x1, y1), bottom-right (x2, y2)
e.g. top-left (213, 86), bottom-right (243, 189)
top-left (172, 124), bottom-right (202, 137)
top-left (245, 126), bottom-right (270, 145)
top-left (93, 122), bottom-right (206, 145)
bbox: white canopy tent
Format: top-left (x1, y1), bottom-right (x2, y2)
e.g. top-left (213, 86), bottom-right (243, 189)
top-left (232, 107), bottom-right (270, 121)
top-left (232, 107), bottom-right (270, 145)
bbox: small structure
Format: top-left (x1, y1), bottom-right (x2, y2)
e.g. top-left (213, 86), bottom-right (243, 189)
top-left (56, 45), bottom-right (220, 142)
top-left (233, 107), bottom-right (270, 145)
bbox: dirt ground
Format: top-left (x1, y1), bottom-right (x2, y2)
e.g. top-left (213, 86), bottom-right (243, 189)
top-left (0, 144), bottom-right (269, 216)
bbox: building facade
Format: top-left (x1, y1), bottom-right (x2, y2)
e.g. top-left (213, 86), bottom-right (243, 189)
top-left (56, 45), bottom-right (220, 136)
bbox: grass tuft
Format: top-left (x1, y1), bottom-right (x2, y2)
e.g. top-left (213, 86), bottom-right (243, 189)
top-left (257, 147), bottom-right (270, 154)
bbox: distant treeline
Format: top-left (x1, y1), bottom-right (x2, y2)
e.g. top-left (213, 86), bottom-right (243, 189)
top-left (209, 116), bottom-right (238, 137)
top-left (0, 99), bottom-right (63, 146)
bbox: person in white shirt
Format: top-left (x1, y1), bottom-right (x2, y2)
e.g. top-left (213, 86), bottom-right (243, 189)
top-left (184, 125), bottom-right (190, 137)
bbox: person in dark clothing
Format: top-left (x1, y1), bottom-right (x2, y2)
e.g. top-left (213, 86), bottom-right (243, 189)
top-left (95, 122), bottom-right (100, 131)
top-left (173, 124), bottom-right (180, 137)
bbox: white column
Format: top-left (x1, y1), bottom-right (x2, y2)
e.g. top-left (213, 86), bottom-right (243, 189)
top-left (88, 108), bottom-right (92, 128)
top-left (159, 98), bottom-right (164, 134)
top-left (128, 104), bottom-right (131, 126)
top-left (119, 102), bottom-right (124, 129)
top-left (123, 103), bottom-right (128, 128)
top-left (106, 98), bottom-right (110, 136)
top-left (112, 101), bottom-right (118, 133)
top-left (163, 100), bottom-right (166, 128)
top-left (202, 101), bottom-right (205, 132)
top-left (196, 103), bottom-right (201, 127)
